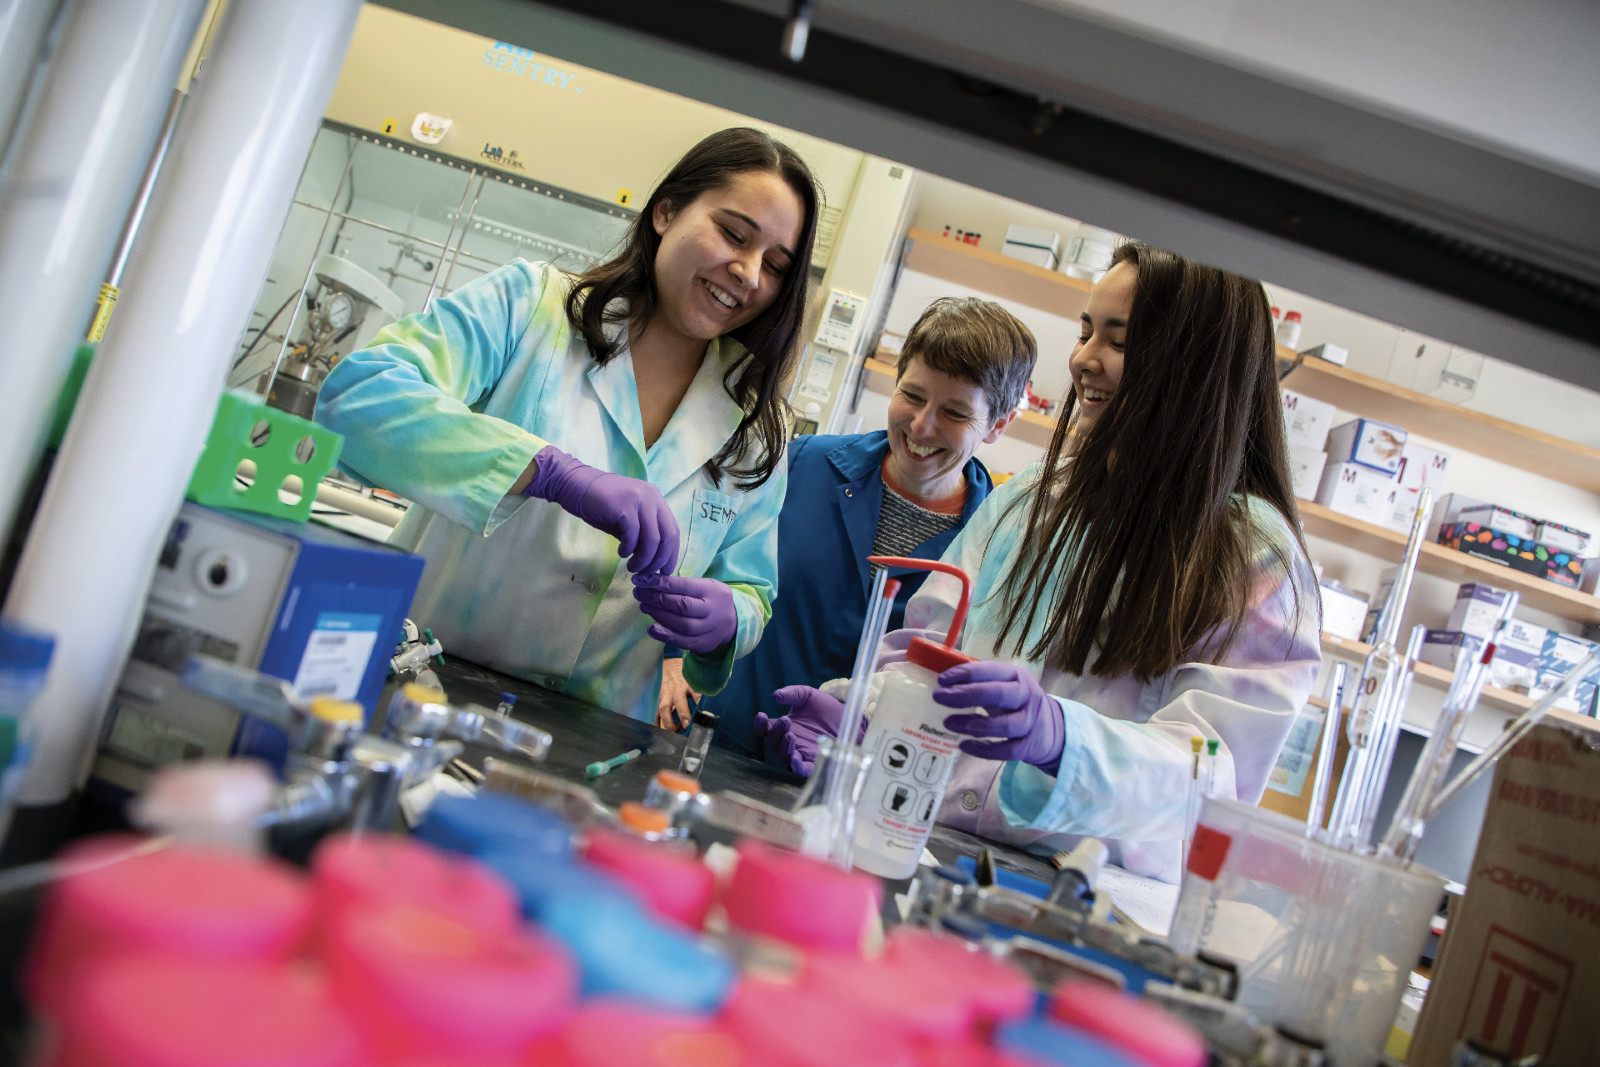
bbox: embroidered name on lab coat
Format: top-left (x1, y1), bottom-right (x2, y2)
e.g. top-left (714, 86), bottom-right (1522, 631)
top-left (699, 501), bottom-right (737, 524)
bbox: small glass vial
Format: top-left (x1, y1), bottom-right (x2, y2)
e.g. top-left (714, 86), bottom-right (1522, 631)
top-left (494, 692), bottom-right (517, 718)
top-left (678, 709), bottom-right (717, 779)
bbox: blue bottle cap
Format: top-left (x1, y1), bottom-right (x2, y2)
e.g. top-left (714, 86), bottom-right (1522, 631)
top-left (499, 692), bottom-right (517, 705)
top-left (0, 619), bottom-right (55, 673)
top-left (996, 1018), bottom-right (1145, 1067)
top-left (414, 791), bottom-right (572, 859)
top-left (542, 884), bottom-right (735, 1011)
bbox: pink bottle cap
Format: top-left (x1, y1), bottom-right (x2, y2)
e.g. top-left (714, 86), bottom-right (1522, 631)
top-left (28, 836), bottom-right (311, 1016)
top-left (724, 979), bottom-right (917, 1067)
top-left (312, 834), bottom-right (519, 935)
top-left (558, 1001), bottom-right (747, 1067)
top-left (802, 951), bottom-right (975, 1040)
top-left (324, 903), bottom-right (576, 1057)
top-left (883, 929), bottom-right (1035, 1023)
top-left (721, 842), bottom-right (881, 953)
top-left (583, 828), bottom-right (715, 930)
top-left (54, 954), bottom-right (363, 1067)
top-left (1048, 980), bottom-right (1207, 1067)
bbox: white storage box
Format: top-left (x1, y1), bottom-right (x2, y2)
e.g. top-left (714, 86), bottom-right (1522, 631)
top-left (1288, 444), bottom-right (1327, 502)
top-left (1319, 583), bottom-right (1370, 641)
top-left (1420, 630), bottom-right (1482, 673)
top-left (1381, 486), bottom-right (1426, 535)
top-left (1447, 583), bottom-right (1513, 639)
top-left (1326, 418), bottom-right (1408, 476)
top-left (1002, 224), bottom-right (1060, 270)
top-left (1281, 388), bottom-right (1336, 451)
top-left (1316, 461), bottom-right (1399, 526)
top-left (1300, 342), bottom-right (1349, 367)
top-left (1456, 504), bottom-right (1538, 542)
top-left (1396, 441), bottom-right (1450, 491)
top-left (1535, 520), bottom-right (1592, 558)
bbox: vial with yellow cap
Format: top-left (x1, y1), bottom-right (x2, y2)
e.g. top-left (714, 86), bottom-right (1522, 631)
top-left (383, 683), bottom-right (451, 743)
top-left (294, 696), bottom-right (365, 766)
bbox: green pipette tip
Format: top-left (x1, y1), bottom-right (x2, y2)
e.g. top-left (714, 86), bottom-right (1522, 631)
top-left (1206, 739), bottom-right (1219, 755)
top-left (585, 747), bottom-right (641, 778)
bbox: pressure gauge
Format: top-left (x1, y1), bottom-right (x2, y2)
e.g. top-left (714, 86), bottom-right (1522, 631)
top-left (323, 291), bottom-right (355, 332)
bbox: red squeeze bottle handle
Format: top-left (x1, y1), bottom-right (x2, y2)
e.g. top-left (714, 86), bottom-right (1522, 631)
top-left (866, 556), bottom-right (972, 649)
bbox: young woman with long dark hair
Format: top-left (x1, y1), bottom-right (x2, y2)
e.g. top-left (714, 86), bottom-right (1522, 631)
top-left (317, 128), bottom-right (819, 722)
top-left (763, 243), bottom-right (1321, 880)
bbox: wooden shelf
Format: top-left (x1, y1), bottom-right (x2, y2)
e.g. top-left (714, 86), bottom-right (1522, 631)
top-left (902, 227), bottom-right (1092, 316)
top-left (1318, 632), bottom-right (1536, 714)
top-left (1279, 355), bottom-right (1600, 494)
top-left (1298, 500), bottom-right (1600, 624)
top-left (862, 356), bottom-right (1059, 448)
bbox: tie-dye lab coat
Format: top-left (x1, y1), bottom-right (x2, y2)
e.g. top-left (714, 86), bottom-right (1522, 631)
top-left (909, 464), bottom-right (1322, 882)
top-left (315, 260), bottom-right (784, 722)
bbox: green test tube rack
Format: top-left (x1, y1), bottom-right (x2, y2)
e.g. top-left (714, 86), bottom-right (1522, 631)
top-left (186, 389), bottom-right (343, 522)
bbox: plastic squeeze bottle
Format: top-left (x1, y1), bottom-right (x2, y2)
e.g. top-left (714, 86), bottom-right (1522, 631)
top-left (851, 556), bottom-right (974, 879)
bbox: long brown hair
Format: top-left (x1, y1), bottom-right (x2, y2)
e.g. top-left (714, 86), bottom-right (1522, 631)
top-left (994, 243), bottom-right (1309, 679)
top-left (564, 128), bottom-right (820, 490)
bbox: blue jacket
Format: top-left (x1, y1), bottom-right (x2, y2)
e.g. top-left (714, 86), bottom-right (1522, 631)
top-left (705, 430), bottom-right (993, 758)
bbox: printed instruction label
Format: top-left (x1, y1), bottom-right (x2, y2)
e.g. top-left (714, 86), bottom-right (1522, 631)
top-left (859, 719), bottom-right (961, 865)
top-left (292, 611), bottom-right (382, 700)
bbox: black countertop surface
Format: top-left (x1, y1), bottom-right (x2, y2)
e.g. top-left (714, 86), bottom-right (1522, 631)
top-left (407, 658), bottom-right (1057, 886)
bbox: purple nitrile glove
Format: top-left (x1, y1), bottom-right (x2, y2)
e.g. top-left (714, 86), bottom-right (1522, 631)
top-left (933, 660), bottom-right (1065, 776)
top-left (750, 685), bottom-right (867, 777)
top-left (523, 445), bottom-right (679, 575)
top-left (632, 573), bottom-right (739, 655)
top-left (876, 627), bottom-right (946, 673)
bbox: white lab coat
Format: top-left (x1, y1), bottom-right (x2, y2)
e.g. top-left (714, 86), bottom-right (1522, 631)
top-left (910, 464), bottom-right (1322, 882)
top-left (316, 260), bottom-right (785, 722)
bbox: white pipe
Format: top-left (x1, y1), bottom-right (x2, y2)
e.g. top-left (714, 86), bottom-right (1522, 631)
top-left (4, 0), bottom-right (363, 807)
top-left (0, 0), bottom-right (208, 551)
top-left (0, 0), bottom-right (67, 167)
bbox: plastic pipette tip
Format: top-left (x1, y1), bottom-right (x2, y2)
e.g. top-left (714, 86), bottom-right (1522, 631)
top-left (1206, 739), bottom-right (1219, 756)
top-left (585, 749), bottom-right (641, 778)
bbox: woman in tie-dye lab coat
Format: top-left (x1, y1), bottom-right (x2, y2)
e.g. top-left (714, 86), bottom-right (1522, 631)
top-left (316, 129), bottom-right (819, 722)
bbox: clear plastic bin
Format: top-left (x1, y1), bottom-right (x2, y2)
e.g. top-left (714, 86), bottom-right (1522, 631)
top-left (1169, 796), bottom-right (1443, 1066)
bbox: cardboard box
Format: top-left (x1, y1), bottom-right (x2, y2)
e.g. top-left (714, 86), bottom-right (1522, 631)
top-left (1457, 504), bottom-right (1538, 542)
top-left (1317, 461), bottom-right (1399, 526)
top-left (1000, 243), bottom-right (1057, 270)
top-left (1381, 485), bottom-right (1425, 535)
top-left (1287, 444), bottom-right (1327, 501)
top-left (1411, 715), bottom-right (1600, 1066)
top-left (1539, 631), bottom-right (1598, 681)
top-left (1535, 520), bottom-right (1592, 558)
top-left (1431, 492), bottom-right (1482, 537)
top-left (1419, 629), bottom-right (1483, 673)
top-left (1281, 388), bottom-right (1336, 451)
top-left (1299, 342), bottom-right (1348, 367)
top-left (1002, 224), bottom-right (1060, 270)
top-left (1397, 441), bottom-right (1450, 491)
top-left (1447, 583), bottom-right (1513, 639)
top-left (1531, 673), bottom-right (1599, 716)
top-left (1319, 583), bottom-right (1370, 642)
top-left (1539, 549), bottom-right (1585, 589)
top-left (1437, 522), bottom-right (1549, 581)
top-left (1488, 648), bottom-right (1539, 692)
top-left (1326, 417), bottom-right (1408, 476)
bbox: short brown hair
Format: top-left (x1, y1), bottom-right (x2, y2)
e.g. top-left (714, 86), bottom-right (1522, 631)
top-left (895, 297), bottom-right (1037, 423)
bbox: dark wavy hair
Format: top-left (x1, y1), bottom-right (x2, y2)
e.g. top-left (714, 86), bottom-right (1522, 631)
top-left (564, 128), bottom-right (820, 490)
top-left (993, 242), bottom-right (1310, 679)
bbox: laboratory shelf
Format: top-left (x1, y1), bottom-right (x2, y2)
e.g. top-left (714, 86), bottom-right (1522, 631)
top-left (1279, 354), bottom-right (1600, 494)
top-left (1317, 632), bottom-right (1536, 715)
top-left (1298, 501), bottom-right (1600, 624)
top-left (902, 227), bottom-right (1093, 314)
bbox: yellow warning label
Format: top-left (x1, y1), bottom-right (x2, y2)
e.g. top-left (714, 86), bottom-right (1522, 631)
top-left (87, 283), bottom-right (120, 343)
top-left (380, 117), bottom-right (398, 135)
top-left (616, 188), bottom-right (633, 207)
